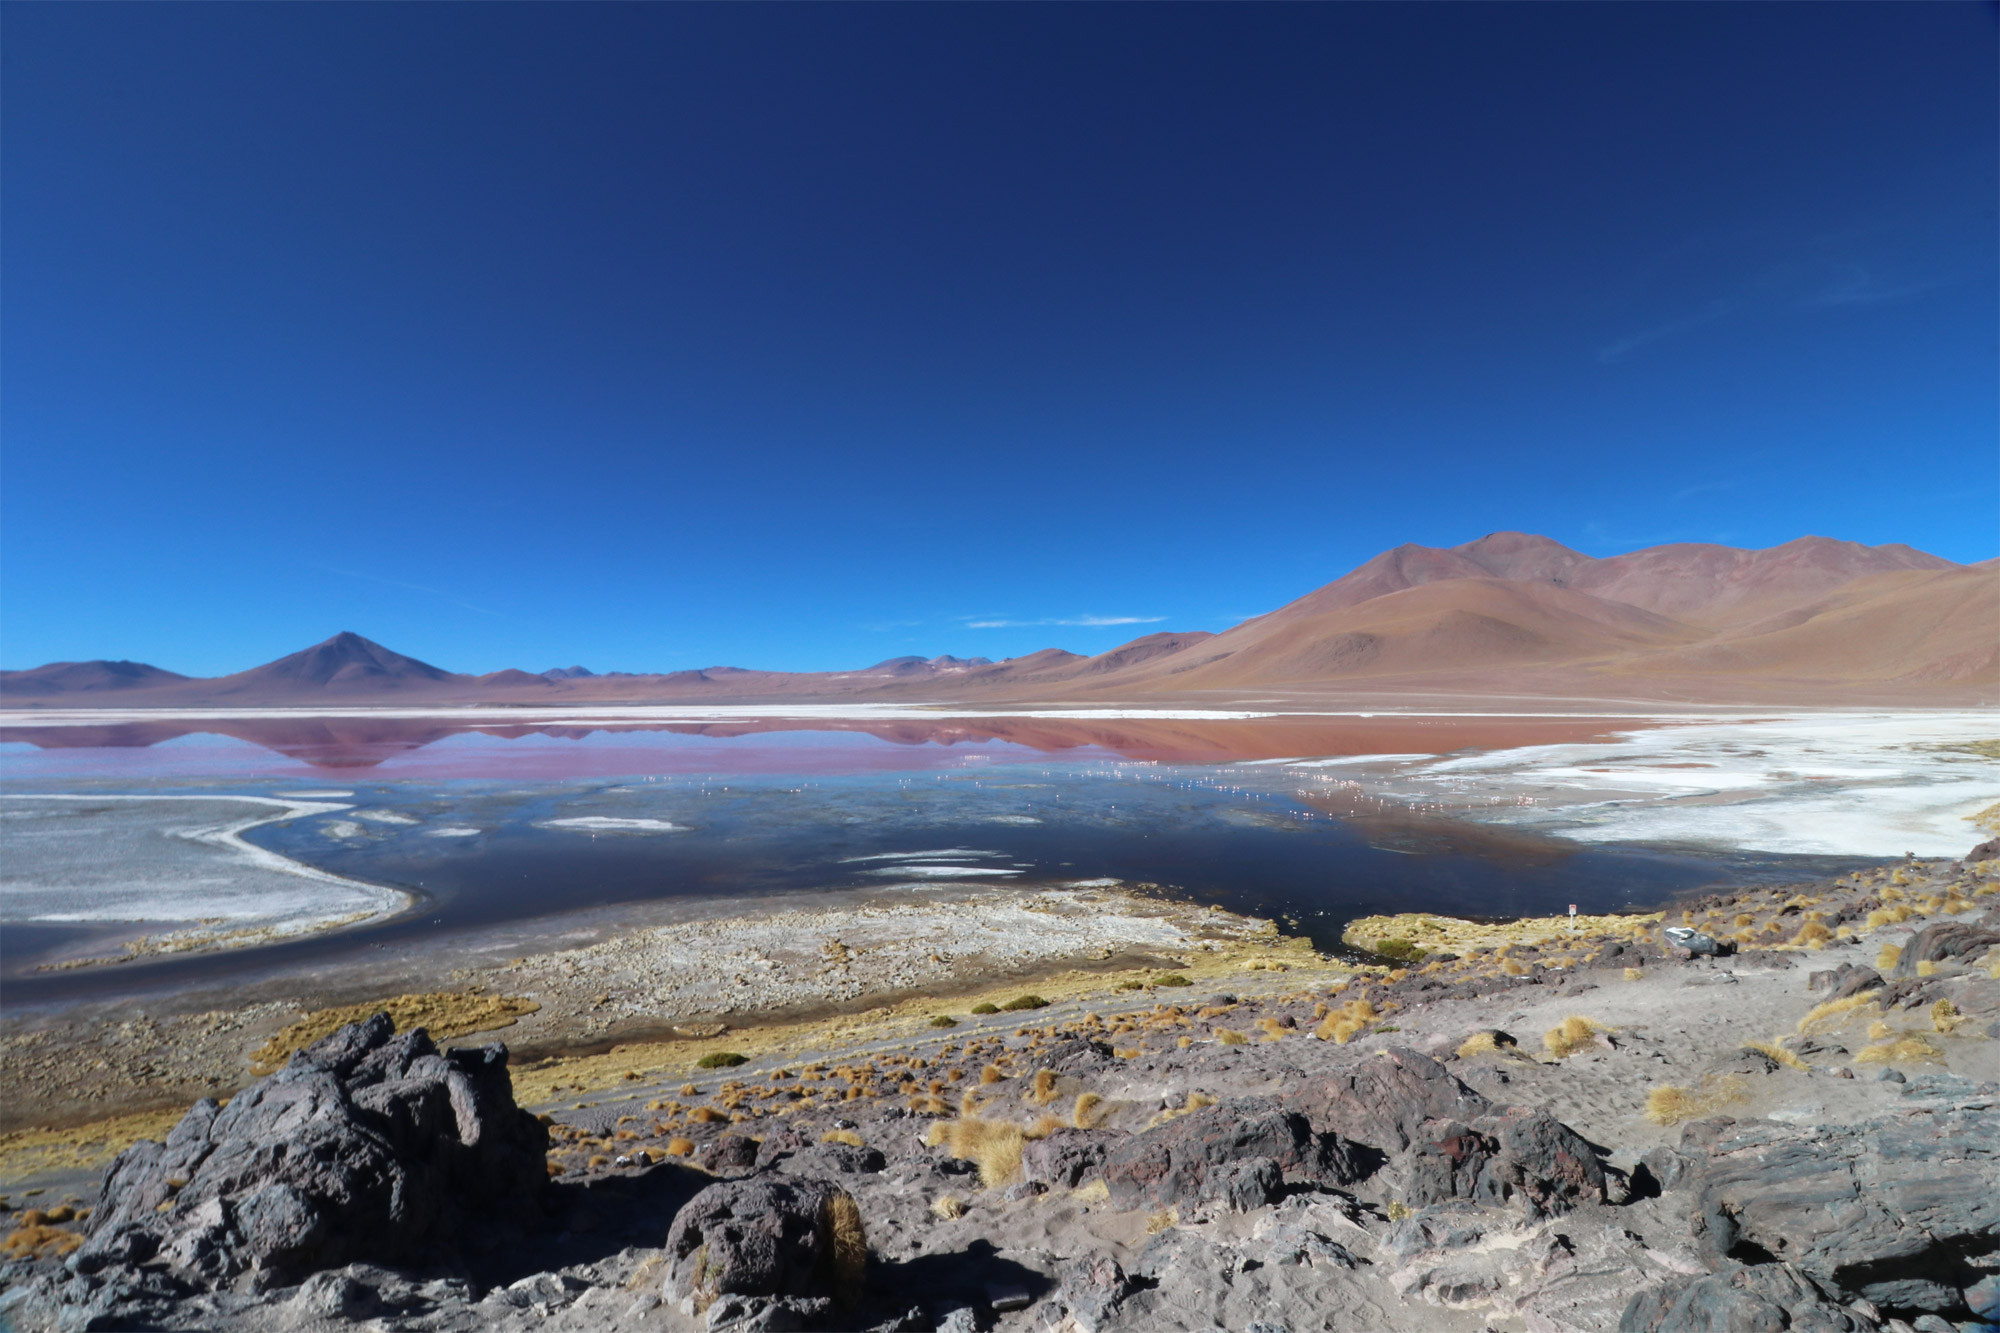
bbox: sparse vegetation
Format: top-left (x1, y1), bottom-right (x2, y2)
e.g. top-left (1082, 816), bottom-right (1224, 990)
top-left (697, 1052), bottom-right (748, 1069)
top-left (1744, 1040), bottom-right (1808, 1072)
top-left (1543, 1015), bottom-right (1611, 1060)
top-left (1073, 1092), bottom-right (1106, 1128)
top-left (970, 1003), bottom-right (1000, 1016)
top-left (1645, 1075), bottom-right (1749, 1126)
top-left (1858, 1033), bottom-right (1945, 1065)
top-left (1798, 992), bottom-right (1882, 1035)
top-left (1455, 1030), bottom-right (1518, 1060)
top-left (1215, 1028), bottom-right (1248, 1046)
top-left (931, 1194), bottom-right (965, 1220)
top-left (1001, 994), bottom-right (1050, 1012)
top-left (1154, 973), bottom-right (1192, 987)
top-left (928, 1016), bottom-right (957, 1028)
top-left (250, 993), bottom-right (541, 1074)
top-left (821, 1129), bottom-right (864, 1147)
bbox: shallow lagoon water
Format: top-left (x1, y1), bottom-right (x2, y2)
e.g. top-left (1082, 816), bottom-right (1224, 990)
top-left (0, 721), bottom-right (1875, 1005)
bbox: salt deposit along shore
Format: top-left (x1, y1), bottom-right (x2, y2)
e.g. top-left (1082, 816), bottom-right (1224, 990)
top-left (0, 794), bottom-right (413, 957)
top-left (1284, 709), bottom-right (1997, 858)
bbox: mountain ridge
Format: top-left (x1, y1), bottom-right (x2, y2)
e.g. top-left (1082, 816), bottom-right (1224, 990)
top-left (5, 534), bottom-right (1991, 706)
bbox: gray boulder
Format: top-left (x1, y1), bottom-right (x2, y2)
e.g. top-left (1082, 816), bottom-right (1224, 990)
top-left (1021, 1130), bottom-right (1110, 1190)
top-left (1399, 1105), bottom-right (1606, 1216)
top-left (1682, 1106), bottom-right (2000, 1317)
top-left (663, 1177), bottom-right (867, 1314)
top-left (74, 1014), bottom-right (547, 1289)
top-left (1099, 1098), bottom-right (1364, 1212)
top-left (1620, 1262), bottom-right (1881, 1332)
top-left (1285, 1047), bottom-right (1490, 1154)
top-left (1891, 921), bottom-right (2000, 978)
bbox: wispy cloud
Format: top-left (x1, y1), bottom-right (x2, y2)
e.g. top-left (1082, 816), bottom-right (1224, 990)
top-left (960, 614), bottom-right (1168, 630)
top-left (1596, 299), bottom-right (1739, 363)
top-left (313, 564), bottom-right (501, 617)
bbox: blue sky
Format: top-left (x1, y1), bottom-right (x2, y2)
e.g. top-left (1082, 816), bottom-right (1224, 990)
top-left (4, 4), bottom-right (1994, 676)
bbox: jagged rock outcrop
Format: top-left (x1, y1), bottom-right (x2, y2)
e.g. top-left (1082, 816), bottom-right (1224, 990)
top-left (1099, 1098), bottom-right (1366, 1212)
top-left (661, 1177), bottom-right (867, 1318)
top-left (1397, 1105), bottom-right (1607, 1216)
top-left (1680, 1104), bottom-right (2000, 1319)
top-left (1890, 920), bottom-right (2000, 978)
top-left (1620, 1262), bottom-right (1882, 1332)
top-left (1285, 1047), bottom-right (1491, 1152)
top-left (72, 1014), bottom-right (546, 1290)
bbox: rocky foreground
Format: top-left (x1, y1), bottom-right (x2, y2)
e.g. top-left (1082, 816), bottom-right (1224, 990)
top-left (2, 848), bottom-right (1997, 1333)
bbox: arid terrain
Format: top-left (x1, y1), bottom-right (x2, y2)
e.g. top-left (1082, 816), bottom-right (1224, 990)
top-left (1, 843), bottom-right (1995, 1331)
top-left (6, 534), bottom-right (1994, 709)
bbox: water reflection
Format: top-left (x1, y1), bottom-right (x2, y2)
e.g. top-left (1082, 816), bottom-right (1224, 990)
top-left (0, 712), bottom-right (1648, 775)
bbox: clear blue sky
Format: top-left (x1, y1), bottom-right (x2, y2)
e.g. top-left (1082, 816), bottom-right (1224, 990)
top-left (4, 3), bottom-right (1994, 676)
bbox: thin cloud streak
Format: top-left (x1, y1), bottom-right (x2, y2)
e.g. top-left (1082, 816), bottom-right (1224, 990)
top-left (313, 565), bottom-right (502, 617)
top-left (961, 614), bottom-right (1169, 630)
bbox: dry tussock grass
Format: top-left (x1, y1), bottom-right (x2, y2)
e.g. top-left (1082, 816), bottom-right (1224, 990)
top-left (1147, 1091), bottom-right (1216, 1128)
top-left (821, 1129), bottom-right (864, 1147)
top-left (1932, 1000), bottom-right (1969, 1035)
top-left (923, 1112), bottom-right (1062, 1188)
top-left (1073, 1093), bottom-right (1107, 1129)
top-left (1876, 943), bottom-right (1902, 971)
top-left (1744, 1040), bottom-right (1808, 1072)
top-left (250, 993), bottom-right (541, 1074)
top-left (1857, 1033), bottom-right (1944, 1066)
top-left (1314, 999), bottom-right (1379, 1044)
top-left (1645, 1075), bottom-right (1749, 1126)
top-left (1455, 1030), bottom-right (1519, 1060)
top-left (821, 1190), bottom-right (868, 1306)
top-left (931, 1194), bottom-right (965, 1220)
top-left (1214, 1028), bottom-right (1247, 1046)
top-left (1797, 993), bottom-right (1881, 1035)
top-left (1543, 1015), bottom-right (1611, 1060)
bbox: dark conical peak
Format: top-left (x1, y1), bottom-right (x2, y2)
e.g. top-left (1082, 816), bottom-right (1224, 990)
top-left (239, 633), bottom-right (457, 687)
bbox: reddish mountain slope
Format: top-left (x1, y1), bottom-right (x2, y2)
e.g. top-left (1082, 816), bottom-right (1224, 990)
top-left (2, 536), bottom-right (1988, 707)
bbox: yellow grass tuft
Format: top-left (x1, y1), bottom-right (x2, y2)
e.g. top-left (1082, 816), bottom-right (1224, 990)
top-left (1932, 1000), bottom-right (1969, 1035)
top-left (1790, 921), bottom-right (1834, 949)
top-left (1797, 993), bottom-right (1882, 1035)
top-left (1744, 1040), bottom-right (1808, 1072)
top-left (1145, 1207), bottom-right (1179, 1235)
top-left (1624, 967), bottom-right (1644, 981)
top-left (821, 1129), bottom-right (864, 1147)
top-left (925, 1116), bottom-right (1031, 1188)
top-left (931, 1194), bottom-right (965, 1220)
top-left (250, 993), bottom-right (541, 1074)
top-left (1645, 1075), bottom-right (1749, 1126)
top-left (1, 1225), bottom-right (82, 1259)
top-left (1148, 1091), bottom-right (1216, 1128)
top-left (1215, 1028), bottom-right (1248, 1046)
top-left (1857, 1033), bottom-right (1945, 1066)
top-left (1455, 1030), bottom-right (1519, 1060)
top-left (821, 1189), bottom-right (868, 1307)
top-left (1072, 1093), bottom-right (1106, 1129)
top-left (979, 1065), bottom-right (1006, 1085)
top-left (1030, 1069), bottom-right (1059, 1103)
top-left (1876, 943), bottom-right (1902, 971)
top-left (1917, 959), bottom-right (1940, 977)
top-left (1314, 998), bottom-right (1379, 1044)
top-left (1543, 1015), bottom-right (1611, 1060)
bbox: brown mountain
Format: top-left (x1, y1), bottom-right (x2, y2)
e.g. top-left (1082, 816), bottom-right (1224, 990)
top-left (3, 535), bottom-right (1990, 708)
top-left (0, 660), bottom-right (190, 697)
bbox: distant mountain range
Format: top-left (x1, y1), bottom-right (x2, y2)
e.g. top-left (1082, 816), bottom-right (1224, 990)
top-left (5, 534), bottom-right (1993, 707)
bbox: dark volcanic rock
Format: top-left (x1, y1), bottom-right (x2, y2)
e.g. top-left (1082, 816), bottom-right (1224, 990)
top-left (1099, 1098), bottom-right (1365, 1212)
top-left (662, 1176), bottom-right (866, 1312)
top-left (1965, 837), bottom-right (2000, 863)
top-left (1891, 921), bottom-right (2000, 978)
top-left (74, 1014), bottom-right (547, 1289)
top-left (1620, 1262), bottom-right (1881, 1332)
top-left (1286, 1047), bottom-right (1490, 1153)
top-left (1021, 1130), bottom-right (1110, 1189)
top-left (1683, 1106), bottom-right (2000, 1317)
top-left (1399, 1106), bottom-right (1606, 1216)
top-left (698, 1134), bottom-right (763, 1175)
